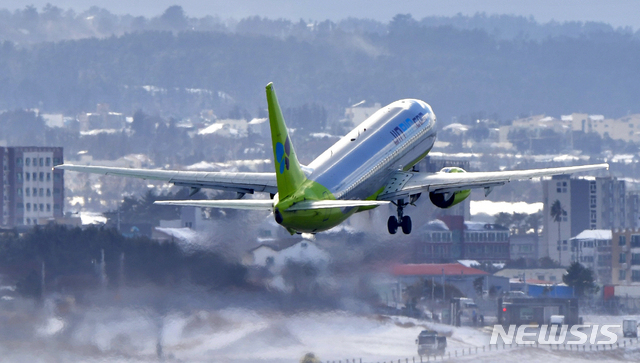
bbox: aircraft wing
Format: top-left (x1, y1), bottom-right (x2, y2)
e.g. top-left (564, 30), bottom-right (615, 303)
top-left (56, 164), bottom-right (278, 194)
top-left (378, 163), bottom-right (609, 201)
top-left (155, 199), bottom-right (274, 210)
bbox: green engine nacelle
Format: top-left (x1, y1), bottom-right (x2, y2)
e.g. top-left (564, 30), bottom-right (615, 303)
top-left (428, 166), bottom-right (471, 208)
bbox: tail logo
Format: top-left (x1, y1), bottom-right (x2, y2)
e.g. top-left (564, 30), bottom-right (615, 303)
top-left (275, 137), bottom-right (291, 174)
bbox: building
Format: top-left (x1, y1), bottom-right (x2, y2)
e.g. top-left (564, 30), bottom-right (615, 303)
top-left (413, 220), bottom-right (454, 262)
top-left (566, 113), bottom-right (640, 143)
top-left (569, 229), bottom-right (612, 284)
top-left (498, 297), bottom-right (579, 326)
top-left (542, 175), bottom-right (626, 266)
top-left (463, 221), bottom-right (510, 261)
top-left (0, 147), bottom-right (64, 227)
top-left (509, 234), bottom-right (539, 261)
top-left (494, 268), bottom-right (567, 284)
top-left (243, 240), bottom-right (330, 272)
top-left (343, 101), bottom-right (382, 127)
top-left (412, 216), bottom-right (510, 263)
top-left (392, 263), bottom-right (509, 299)
top-left (611, 228), bottom-right (640, 285)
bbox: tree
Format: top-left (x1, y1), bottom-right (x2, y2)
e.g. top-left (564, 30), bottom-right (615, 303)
top-left (538, 256), bottom-right (560, 268)
top-left (159, 5), bottom-right (188, 30)
top-left (473, 277), bottom-right (484, 296)
top-left (550, 200), bottom-right (566, 264)
top-left (563, 262), bottom-right (597, 297)
top-left (525, 212), bottom-right (542, 235)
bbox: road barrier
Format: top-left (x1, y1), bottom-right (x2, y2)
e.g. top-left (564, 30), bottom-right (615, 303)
top-left (318, 336), bottom-right (640, 363)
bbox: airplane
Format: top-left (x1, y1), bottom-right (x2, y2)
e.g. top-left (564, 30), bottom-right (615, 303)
top-left (57, 83), bottom-right (609, 235)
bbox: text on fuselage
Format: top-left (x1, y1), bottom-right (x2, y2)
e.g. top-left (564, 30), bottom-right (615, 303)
top-left (390, 112), bottom-right (427, 145)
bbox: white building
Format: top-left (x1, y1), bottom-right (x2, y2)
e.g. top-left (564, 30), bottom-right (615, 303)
top-left (569, 229), bottom-right (612, 284)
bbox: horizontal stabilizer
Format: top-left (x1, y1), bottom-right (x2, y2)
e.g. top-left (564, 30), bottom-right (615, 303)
top-left (286, 200), bottom-right (389, 211)
top-left (154, 199), bottom-right (274, 210)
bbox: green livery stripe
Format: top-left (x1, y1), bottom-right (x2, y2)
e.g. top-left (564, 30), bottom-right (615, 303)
top-left (266, 83), bottom-right (306, 199)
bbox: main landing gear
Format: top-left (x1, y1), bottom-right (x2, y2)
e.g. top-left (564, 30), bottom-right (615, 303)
top-left (388, 199), bottom-right (412, 234)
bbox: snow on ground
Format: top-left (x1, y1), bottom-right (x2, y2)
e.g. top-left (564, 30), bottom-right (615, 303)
top-left (79, 211), bottom-right (107, 225)
top-left (3, 307), bottom-right (640, 362)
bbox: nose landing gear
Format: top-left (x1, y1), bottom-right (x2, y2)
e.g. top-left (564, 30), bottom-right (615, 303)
top-left (387, 199), bottom-right (412, 234)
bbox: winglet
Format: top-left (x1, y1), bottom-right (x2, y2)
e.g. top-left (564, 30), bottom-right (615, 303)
top-left (266, 83), bottom-right (306, 198)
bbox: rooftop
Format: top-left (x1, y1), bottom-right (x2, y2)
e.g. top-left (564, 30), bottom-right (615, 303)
top-left (392, 263), bottom-right (489, 276)
top-left (572, 229), bottom-right (612, 240)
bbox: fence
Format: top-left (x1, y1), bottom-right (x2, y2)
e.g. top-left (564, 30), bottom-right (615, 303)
top-left (318, 336), bottom-right (640, 363)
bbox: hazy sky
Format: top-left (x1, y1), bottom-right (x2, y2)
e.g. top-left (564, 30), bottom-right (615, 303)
top-left (4, 0), bottom-right (640, 29)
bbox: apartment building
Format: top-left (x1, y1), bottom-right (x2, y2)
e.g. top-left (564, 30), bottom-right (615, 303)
top-left (0, 147), bottom-right (64, 227)
top-left (543, 175), bottom-right (627, 266)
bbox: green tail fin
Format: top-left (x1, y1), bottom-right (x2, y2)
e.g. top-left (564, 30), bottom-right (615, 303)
top-left (266, 83), bottom-right (306, 198)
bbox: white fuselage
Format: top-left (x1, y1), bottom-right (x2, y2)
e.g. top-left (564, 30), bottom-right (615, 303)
top-left (307, 99), bottom-right (437, 200)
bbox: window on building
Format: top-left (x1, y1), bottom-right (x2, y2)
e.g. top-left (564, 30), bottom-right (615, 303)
top-left (620, 270), bottom-right (627, 280)
top-left (39, 172), bottom-right (44, 181)
top-left (32, 158), bottom-right (36, 166)
top-left (620, 253), bottom-right (627, 263)
top-left (16, 157), bottom-right (22, 166)
top-left (26, 173), bottom-right (30, 181)
top-left (619, 235), bottom-right (627, 246)
top-left (46, 173), bottom-right (50, 181)
top-left (25, 188), bottom-right (30, 197)
top-left (39, 204), bottom-right (44, 211)
top-left (632, 253), bottom-right (640, 265)
top-left (32, 172), bottom-right (36, 180)
top-left (46, 204), bottom-right (50, 212)
top-left (16, 172), bottom-right (22, 181)
top-left (25, 158), bottom-right (30, 166)
top-left (39, 158), bottom-right (43, 166)
top-left (46, 188), bottom-right (51, 197)
top-left (26, 203), bottom-right (30, 211)
top-left (32, 188), bottom-right (36, 196)
top-left (632, 235), bottom-right (640, 248)
top-left (39, 188), bottom-right (43, 197)
top-left (17, 188), bottom-right (22, 196)
top-left (632, 270), bottom-right (640, 282)
top-left (45, 157), bottom-right (51, 166)
top-left (26, 218), bottom-right (30, 225)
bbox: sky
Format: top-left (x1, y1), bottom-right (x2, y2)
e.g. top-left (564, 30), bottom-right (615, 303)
top-left (4, 0), bottom-right (640, 29)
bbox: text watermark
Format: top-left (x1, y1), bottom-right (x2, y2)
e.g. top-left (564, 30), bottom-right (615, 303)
top-left (490, 325), bottom-right (620, 345)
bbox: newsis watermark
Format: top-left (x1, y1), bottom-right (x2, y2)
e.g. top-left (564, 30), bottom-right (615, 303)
top-left (490, 325), bottom-right (620, 345)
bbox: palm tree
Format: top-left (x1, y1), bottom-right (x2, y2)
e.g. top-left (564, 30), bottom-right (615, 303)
top-left (550, 200), bottom-right (566, 265)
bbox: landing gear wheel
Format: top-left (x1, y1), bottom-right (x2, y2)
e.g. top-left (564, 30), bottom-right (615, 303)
top-left (401, 216), bottom-right (412, 234)
top-left (387, 216), bottom-right (398, 234)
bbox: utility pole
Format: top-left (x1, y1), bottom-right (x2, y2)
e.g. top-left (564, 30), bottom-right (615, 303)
top-left (431, 277), bottom-right (435, 301)
top-left (41, 261), bottom-right (45, 300)
top-left (442, 268), bottom-right (445, 301)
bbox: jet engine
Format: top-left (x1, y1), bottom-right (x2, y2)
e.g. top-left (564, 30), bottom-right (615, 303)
top-left (428, 167), bottom-right (471, 208)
